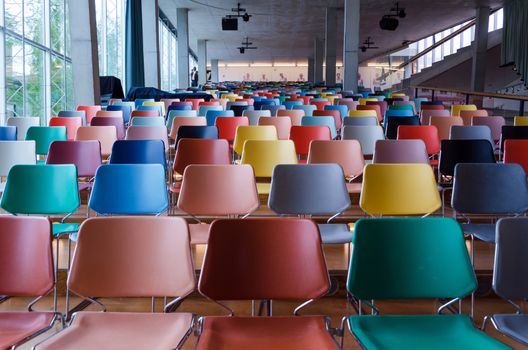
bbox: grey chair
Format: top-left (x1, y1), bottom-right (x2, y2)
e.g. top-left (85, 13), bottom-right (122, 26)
top-left (450, 125), bottom-right (494, 148)
top-left (343, 116), bottom-right (378, 126)
top-left (260, 104), bottom-right (285, 115)
top-left (58, 110), bottom-right (87, 125)
top-left (342, 125), bottom-right (385, 156)
top-left (373, 139), bottom-right (429, 164)
top-left (268, 164), bottom-right (352, 245)
top-left (482, 217), bottom-right (528, 346)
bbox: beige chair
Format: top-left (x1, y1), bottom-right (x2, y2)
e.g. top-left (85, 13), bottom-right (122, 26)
top-left (75, 126), bottom-right (117, 157)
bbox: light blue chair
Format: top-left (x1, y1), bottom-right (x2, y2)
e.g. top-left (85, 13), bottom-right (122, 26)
top-left (107, 104), bottom-right (132, 124)
top-left (283, 101), bottom-right (303, 110)
top-left (198, 105), bottom-right (223, 117)
top-left (134, 98), bottom-right (154, 109)
top-left (324, 105), bottom-right (348, 121)
top-left (293, 104), bottom-right (317, 116)
top-left (137, 105), bottom-right (162, 116)
top-left (130, 117), bottom-right (166, 127)
top-left (167, 110), bottom-right (197, 130)
top-left (301, 116), bottom-right (337, 139)
top-left (206, 110), bottom-right (234, 126)
top-left (412, 98), bottom-right (428, 112)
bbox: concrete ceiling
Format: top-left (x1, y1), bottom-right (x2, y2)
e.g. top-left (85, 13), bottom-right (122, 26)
top-left (158, 0), bottom-right (503, 64)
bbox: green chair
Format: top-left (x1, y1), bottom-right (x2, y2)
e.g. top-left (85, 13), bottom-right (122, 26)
top-left (388, 104), bottom-right (414, 111)
top-left (25, 126), bottom-right (67, 157)
top-left (343, 217), bottom-right (510, 350)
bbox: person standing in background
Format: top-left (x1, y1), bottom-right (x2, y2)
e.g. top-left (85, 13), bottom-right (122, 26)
top-left (191, 67), bottom-right (198, 87)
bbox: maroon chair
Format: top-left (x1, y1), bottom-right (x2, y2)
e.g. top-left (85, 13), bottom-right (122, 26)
top-left (0, 216), bottom-right (60, 349)
top-left (46, 140), bottom-right (102, 191)
top-left (90, 116), bottom-right (126, 140)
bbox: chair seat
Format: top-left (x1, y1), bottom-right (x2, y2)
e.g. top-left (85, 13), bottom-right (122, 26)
top-left (492, 314), bottom-right (528, 345)
top-left (52, 223), bottom-right (80, 237)
top-left (318, 224), bottom-right (353, 244)
top-left (346, 182), bottom-right (362, 194)
top-left (256, 182), bottom-right (271, 195)
top-left (0, 312), bottom-right (55, 350)
top-left (37, 311), bottom-right (193, 350)
top-left (348, 314), bottom-right (510, 350)
top-left (196, 316), bottom-right (338, 350)
top-left (461, 223), bottom-right (496, 243)
top-left (189, 223), bottom-right (210, 244)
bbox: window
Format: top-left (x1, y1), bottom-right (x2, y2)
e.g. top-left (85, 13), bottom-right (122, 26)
top-left (95, 0), bottom-right (125, 85)
top-left (158, 14), bottom-right (178, 91)
top-left (2, 0), bottom-right (74, 124)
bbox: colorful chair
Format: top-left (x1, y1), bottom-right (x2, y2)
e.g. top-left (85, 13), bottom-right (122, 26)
top-left (242, 109), bottom-right (272, 125)
top-left (290, 125), bottom-right (332, 158)
top-left (500, 126), bottom-right (528, 154)
top-left (450, 125), bottom-right (494, 147)
top-left (504, 139), bottom-right (528, 173)
top-left (342, 125), bottom-right (385, 156)
top-left (420, 109), bottom-right (450, 125)
top-left (109, 140), bottom-right (166, 168)
top-left (126, 125), bottom-right (169, 152)
top-left (49, 117), bottom-right (82, 141)
top-left (215, 117), bottom-right (249, 143)
top-left (0, 125), bottom-right (17, 140)
top-left (26, 126), bottom-right (67, 157)
top-left (373, 139), bottom-right (430, 164)
top-left (258, 116), bottom-right (292, 140)
top-left (0, 141), bottom-right (36, 192)
top-left (205, 110), bottom-right (234, 126)
top-left (175, 126), bottom-right (218, 147)
top-left (460, 109), bottom-right (488, 125)
top-left (397, 125), bottom-right (440, 164)
top-left (277, 109), bottom-right (304, 125)
top-left (7, 117), bottom-right (40, 140)
top-left (107, 104), bottom-right (132, 124)
top-left (472, 116), bottom-right (505, 144)
top-left (301, 116), bottom-right (337, 139)
top-left (233, 125), bottom-right (278, 156)
top-left (75, 126), bottom-right (117, 157)
top-left (130, 116), bottom-right (166, 127)
top-left (90, 116), bottom-right (126, 140)
top-left (343, 116), bottom-right (378, 126)
top-left (76, 105), bottom-right (101, 124)
top-left (169, 117), bottom-right (207, 140)
top-left (451, 104), bottom-right (477, 116)
top-left (385, 116), bottom-right (420, 139)
top-left (130, 109), bottom-right (159, 118)
top-left (430, 116), bottom-right (464, 140)
top-left (293, 104), bottom-right (317, 116)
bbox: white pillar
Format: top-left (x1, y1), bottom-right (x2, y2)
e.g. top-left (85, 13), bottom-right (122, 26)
top-left (141, 0), bottom-right (160, 88)
top-left (471, 6), bottom-right (490, 92)
top-left (343, 0), bottom-right (360, 93)
top-left (307, 58), bottom-right (314, 82)
top-left (198, 39), bottom-right (207, 85)
top-left (177, 8), bottom-right (190, 88)
top-left (211, 59), bottom-right (219, 82)
top-left (68, 0), bottom-right (100, 105)
top-left (325, 7), bottom-right (337, 86)
top-left (314, 37), bottom-right (324, 84)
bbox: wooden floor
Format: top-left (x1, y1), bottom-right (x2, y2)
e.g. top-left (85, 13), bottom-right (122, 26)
top-left (1, 202), bottom-right (527, 349)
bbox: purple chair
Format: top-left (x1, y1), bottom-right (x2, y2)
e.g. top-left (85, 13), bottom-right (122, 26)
top-left (46, 140), bottom-right (102, 191)
top-left (373, 139), bottom-right (430, 164)
top-left (472, 116), bottom-right (505, 144)
top-left (90, 116), bottom-right (126, 140)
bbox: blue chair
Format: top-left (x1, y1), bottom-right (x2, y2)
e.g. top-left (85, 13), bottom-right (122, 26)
top-left (383, 109), bottom-right (416, 129)
top-left (0, 126), bottom-right (17, 140)
top-left (324, 105), bottom-right (348, 121)
top-left (109, 140), bottom-right (166, 168)
top-left (134, 98), bottom-right (155, 109)
top-left (198, 105), bottom-right (222, 117)
top-left (254, 100), bottom-right (275, 110)
top-left (385, 116), bottom-right (420, 139)
top-left (137, 105), bottom-right (162, 116)
top-left (293, 104), bottom-right (316, 116)
top-left (89, 164), bottom-right (168, 215)
top-left (301, 116), bottom-right (337, 139)
top-left (261, 104), bottom-right (285, 116)
top-left (167, 104), bottom-right (192, 113)
top-left (107, 104), bottom-right (132, 124)
top-left (421, 100), bottom-right (444, 106)
top-left (206, 110), bottom-right (234, 126)
top-left (283, 101), bottom-right (302, 110)
top-left (176, 125), bottom-right (218, 146)
top-left (130, 117), bottom-right (166, 126)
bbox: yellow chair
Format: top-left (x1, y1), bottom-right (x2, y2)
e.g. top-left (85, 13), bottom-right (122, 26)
top-left (514, 116), bottom-right (528, 126)
top-left (142, 101), bottom-right (166, 117)
top-left (325, 95), bottom-right (338, 104)
top-left (359, 163), bottom-right (441, 216)
top-left (450, 104), bottom-right (477, 116)
top-left (348, 110), bottom-right (378, 117)
top-left (233, 125), bottom-right (278, 156)
top-left (241, 140), bottom-right (298, 194)
top-left (221, 94), bottom-right (239, 102)
top-left (390, 93), bottom-right (406, 98)
top-left (358, 98), bottom-right (379, 105)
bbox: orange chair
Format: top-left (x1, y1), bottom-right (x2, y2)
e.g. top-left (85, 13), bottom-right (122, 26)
top-left (130, 110), bottom-right (159, 118)
top-left (77, 105), bottom-right (101, 124)
top-left (308, 139), bottom-right (365, 194)
top-left (215, 117), bottom-right (249, 142)
top-left (313, 110), bottom-right (342, 130)
top-left (397, 125), bottom-right (441, 165)
top-left (504, 139), bottom-right (528, 174)
top-left (430, 116), bottom-right (463, 140)
top-left (95, 110), bottom-right (123, 119)
top-left (420, 109), bottom-right (450, 125)
top-left (75, 126), bottom-right (117, 157)
top-left (258, 117), bottom-right (292, 140)
top-left (310, 100), bottom-right (331, 110)
top-left (289, 125), bottom-right (332, 158)
top-left (177, 165), bottom-right (259, 244)
top-left (49, 117), bottom-right (82, 140)
top-left (36, 216), bottom-right (195, 349)
top-left (196, 218), bottom-right (336, 349)
top-left (277, 109), bottom-right (304, 125)
top-left (357, 105), bottom-right (382, 122)
top-left (460, 109), bottom-right (488, 126)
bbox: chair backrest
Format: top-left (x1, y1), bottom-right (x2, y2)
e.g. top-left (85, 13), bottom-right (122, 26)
top-left (360, 163), bottom-right (441, 216)
top-left (178, 164), bottom-right (259, 216)
top-left (307, 140), bottom-right (365, 178)
top-left (385, 116), bottom-right (420, 139)
top-left (449, 125), bottom-right (494, 146)
top-left (95, 110), bottom-right (123, 119)
top-left (0, 216), bottom-right (53, 297)
top-left (198, 105), bottom-right (222, 117)
top-left (107, 104), bottom-right (132, 124)
top-left (494, 217), bottom-right (528, 301)
top-left (137, 105), bottom-right (162, 116)
top-left (1, 164), bottom-right (79, 215)
top-left (169, 117), bottom-right (207, 139)
top-left (276, 109), bottom-right (304, 125)
top-left (49, 117), bottom-right (82, 141)
top-left (77, 105), bottom-right (101, 123)
top-left (459, 109), bottom-right (488, 125)
top-left (25, 126), bottom-right (67, 156)
top-left (130, 116), bottom-right (166, 127)
top-left (420, 108), bottom-right (450, 125)
top-left (268, 164), bottom-right (350, 215)
top-left (292, 104), bottom-right (316, 116)
top-left (357, 105), bottom-right (381, 121)
top-left (451, 163), bottom-right (528, 215)
top-left (199, 218), bottom-right (330, 301)
top-left (58, 110), bottom-right (87, 126)
top-left (109, 140), bottom-right (166, 167)
top-left (373, 139), bottom-right (429, 164)
top-left (68, 217), bottom-right (194, 298)
top-left (175, 125), bottom-right (218, 146)
top-left (324, 105), bottom-right (348, 121)
top-left (134, 98), bottom-right (155, 109)
top-left (343, 116), bottom-right (378, 126)
top-left (301, 116), bottom-right (337, 139)
top-left (90, 116), bottom-right (126, 140)
top-left (205, 110), bottom-right (234, 126)
top-left (258, 117), bottom-right (292, 140)
top-left (348, 218), bottom-right (476, 300)
top-left (143, 101), bottom-right (166, 117)
top-left (89, 164), bottom-right (168, 215)
top-left (313, 110), bottom-right (342, 129)
top-left (289, 125), bottom-right (332, 157)
top-left (241, 140), bottom-right (298, 177)
top-left (242, 109), bottom-right (272, 125)
top-left (451, 104), bottom-right (477, 116)
top-left (130, 109), bottom-right (159, 118)
top-left (185, 98), bottom-right (205, 110)
top-left (7, 117), bottom-right (40, 140)
top-left (430, 116), bottom-right (464, 140)
top-left (439, 139), bottom-right (496, 177)
top-left (233, 125), bottom-right (278, 155)
top-left (348, 109), bottom-right (377, 118)
top-left (125, 125), bottom-right (169, 152)
top-left (338, 98), bottom-right (359, 111)
top-left (397, 125), bottom-right (440, 155)
top-left (0, 141), bottom-right (36, 177)
top-left (504, 139), bottom-right (528, 173)
top-left (342, 125), bottom-right (385, 156)
top-left (513, 116), bottom-right (528, 126)
top-left (47, 140), bottom-right (102, 177)
top-left (173, 139), bottom-right (230, 175)
top-left (215, 117), bottom-right (249, 142)
top-left (75, 126), bottom-right (117, 157)
top-left (472, 116), bottom-right (505, 143)
top-left (0, 126), bottom-right (17, 141)
top-left (230, 105), bottom-right (253, 116)
top-left (500, 125), bottom-right (528, 153)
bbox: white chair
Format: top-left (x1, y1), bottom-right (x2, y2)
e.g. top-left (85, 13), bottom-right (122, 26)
top-left (242, 110), bottom-right (272, 125)
top-left (6, 117), bottom-right (40, 140)
top-left (0, 141), bottom-right (37, 191)
top-left (342, 125), bottom-right (385, 156)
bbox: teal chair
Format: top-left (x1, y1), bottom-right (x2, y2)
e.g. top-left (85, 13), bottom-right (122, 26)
top-left (198, 105), bottom-right (222, 117)
top-left (167, 109), bottom-right (198, 130)
top-left (344, 217), bottom-right (510, 350)
top-left (293, 104), bottom-right (316, 116)
top-left (25, 126), bottom-right (67, 157)
top-left (389, 104), bottom-right (414, 111)
top-left (130, 117), bottom-right (166, 126)
top-left (324, 105), bottom-right (348, 121)
top-left (301, 116), bottom-right (337, 139)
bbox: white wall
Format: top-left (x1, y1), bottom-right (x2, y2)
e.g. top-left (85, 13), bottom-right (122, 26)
top-left (218, 65), bottom-right (344, 83)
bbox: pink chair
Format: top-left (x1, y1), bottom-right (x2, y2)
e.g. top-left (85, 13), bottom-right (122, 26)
top-left (95, 110), bottom-right (123, 119)
top-left (126, 125), bottom-right (169, 152)
top-left (77, 105), bottom-right (101, 124)
top-left (472, 116), bottom-right (505, 144)
top-left (49, 117), bottom-right (82, 141)
top-left (185, 98), bottom-right (205, 110)
top-left (373, 139), bottom-right (430, 164)
top-left (169, 117), bottom-right (207, 140)
top-left (161, 98), bottom-right (180, 113)
top-left (276, 109), bottom-right (304, 125)
top-left (420, 109), bottom-right (450, 125)
top-left (460, 109), bottom-right (488, 126)
top-left (430, 116), bottom-right (463, 140)
top-left (75, 126), bottom-right (117, 157)
top-left (338, 98), bottom-right (359, 111)
top-left (258, 117), bottom-right (292, 140)
top-left (90, 116), bottom-right (126, 139)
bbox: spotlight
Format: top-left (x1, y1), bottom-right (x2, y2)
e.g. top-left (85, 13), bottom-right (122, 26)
top-left (242, 13), bottom-right (251, 22)
top-left (398, 8), bottom-right (406, 18)
top-left (361, 46), bottom-right (367, 53)
top-left (239, 47), bottom-right (245, 54)
top-left (379, 15), bottom-right (399, 31)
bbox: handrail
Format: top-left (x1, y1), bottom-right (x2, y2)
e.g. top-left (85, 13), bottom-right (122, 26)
top-left (414, 85), bottom-right (528, 101)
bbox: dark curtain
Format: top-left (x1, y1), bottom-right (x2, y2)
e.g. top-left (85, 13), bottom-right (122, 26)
top-left (125, 0), bottom-right (145, 93)
top-left (502, 0), bottom-right (528, 83)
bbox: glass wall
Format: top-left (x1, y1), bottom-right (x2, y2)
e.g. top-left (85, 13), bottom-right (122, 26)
top-left (158, 18), bottom-right (177, 91)
top-left (95, 0), bottom-right (125, 85)
top-left (2, 0), bottom-right (74, 124)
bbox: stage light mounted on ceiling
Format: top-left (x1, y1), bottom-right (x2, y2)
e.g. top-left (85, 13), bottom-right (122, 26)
top-left (237, 37), bottom-right (257, 54)
top-left (222, 3), bottom-right (252, 30)
top-left (360, 37), bottom-right (379, 52)
top-left (379, 2), bottom-right (406, 31)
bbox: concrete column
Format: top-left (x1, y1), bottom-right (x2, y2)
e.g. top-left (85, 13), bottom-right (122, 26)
top-left (307, 58), bottom-right (314, 82)
top-left (198, 39), bottom-right (207, 85)
top-left (177, 8), bottom-right (190, 88)
top-left (68, 0), bottom-right (100, 105)
top-left (471, 6), bottom-right (490, 92)
top-left (142, 0), bottom-right (160, 88)
top-left (314, 37), bottom-right (324, 84)
top-left (325, 7), bottom-right (337, 86)
top-left (343, 0), bottom-right (360, 93)
top-left (211, 59), bottom-right (219, 82)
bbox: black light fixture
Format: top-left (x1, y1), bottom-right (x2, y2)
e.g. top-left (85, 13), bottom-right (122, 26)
top-left (360, 37), bottom-right (379, 52)
top-left (237, 37), bottom-right (257, 54)
top-left (222, 3), bottom-right (252, 30)
top-left (379, 2), bottom-right (406, 31)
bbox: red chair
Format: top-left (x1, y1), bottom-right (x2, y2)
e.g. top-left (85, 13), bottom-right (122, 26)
top-left (130, 110), bottom-right (159, 118)
top-left (199, 101), bottom-right (220, 107)
top-left (366, 100), bottom-right (388, 118)
top-left (420, 104), bottom-right (444, 111)
top-left (0, 216), bottom-right (60, 349)
top-left (310, 101), bottom-right (331, 110)
top-left (185, 98), bottom-right (205, 110)
top-left (290, 125), bottom-right (332, 158)
top-left (173, 139), bottom-right (231, 177)
top-left (358, 104), bottom-right (382, 122)
top-left (299, 96), bottom-right (312, 105)
top-left (313, 110), bottom-right (342, 130)
top-left (77, 105), bottom-right (101, 124)
top-left (216, 117), bottom-right (249, 142)
top-left (397, 125), bottom-right (441, 165)
top-left (49, 117), bottom-right (82, 140)
top-left (504, 139), bottom-right (528, 173)
top-left (90, 116), bottom-right (126, 140)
